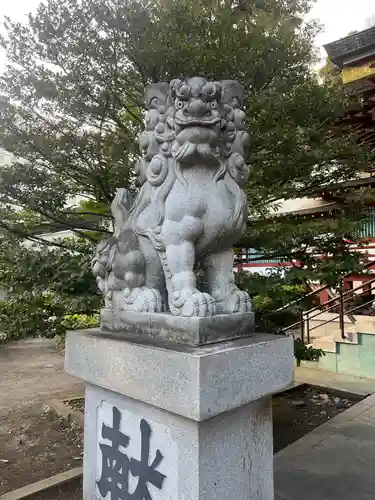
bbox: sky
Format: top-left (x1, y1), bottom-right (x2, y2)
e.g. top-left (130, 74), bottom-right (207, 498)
top-left (0, 0), bottom-right (374, 70)
top-left (309, 0), bottom-right (375, 58)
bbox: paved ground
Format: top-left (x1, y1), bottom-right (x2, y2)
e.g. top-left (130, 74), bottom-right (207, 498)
top-left (275, 392), bottom-right (375, 500)
top-left (295, 366), bottom-right (375, 396)
top-left (0, 338), bottom-right (83, 412)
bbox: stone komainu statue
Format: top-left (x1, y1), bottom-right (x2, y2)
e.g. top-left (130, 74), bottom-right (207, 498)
top-left (92, 77), bottom-right (252, 317)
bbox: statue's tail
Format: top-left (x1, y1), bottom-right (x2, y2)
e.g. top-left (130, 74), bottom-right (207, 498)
top-left (112, 188), bottom-right (133, 237)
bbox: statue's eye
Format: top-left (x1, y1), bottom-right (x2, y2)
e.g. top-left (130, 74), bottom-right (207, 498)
top-left (210, 101), bottom-right (218, 109)
top-left (176, 99), bottom-right (184, 109)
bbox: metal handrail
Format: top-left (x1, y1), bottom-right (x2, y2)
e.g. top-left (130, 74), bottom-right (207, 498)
top-left (283, 272), bottom-right (375, 343)
top-left (275, 259), bottom-right (375, 314)
top-left (304, 275), bottom-right (375, 317)
top-left (341, 297), bottom-right (375, 317)
top-left (281, 283), bottom-right (375, 333)
top-left (303, 295), bottom-right (352, 323)
top-left (307, 297), bottom-right (375, 335)
top-left (275, 283), bottom-right (334, 313)
top-left (284, 296), bottom-right (346, 331)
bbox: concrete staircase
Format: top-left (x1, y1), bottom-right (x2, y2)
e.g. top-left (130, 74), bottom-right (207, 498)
top-left (305, 314), bottom-right (375, 378)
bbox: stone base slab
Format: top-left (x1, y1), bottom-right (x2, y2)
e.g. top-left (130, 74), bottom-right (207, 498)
top-left (65, 330), bottom-right (293, 421)
top-left (100, 308), bottom-right (255, 345)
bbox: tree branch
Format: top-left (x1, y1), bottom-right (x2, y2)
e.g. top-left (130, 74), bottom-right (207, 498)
top-left (0, 219), bottom-right (84, 252)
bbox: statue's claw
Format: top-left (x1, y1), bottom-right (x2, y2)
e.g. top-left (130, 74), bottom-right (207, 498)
top-left (170, 289), bottom-right (216, 317)
top-left (123, 287), bottom-right (163, 313)
top-left (215, 288), bottom-right (252, 314)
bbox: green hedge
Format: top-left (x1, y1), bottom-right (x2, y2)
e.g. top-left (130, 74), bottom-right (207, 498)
top-left (0, 291), bottom-right (100, 346)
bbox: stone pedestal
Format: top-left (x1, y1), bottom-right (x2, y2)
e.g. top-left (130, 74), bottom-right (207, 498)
top-left (100, 309), bottom-right (255, 345)
top-left (65, 329), bottom-right (293, 500)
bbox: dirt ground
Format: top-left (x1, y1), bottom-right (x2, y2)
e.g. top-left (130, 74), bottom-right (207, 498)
top-left (273, 384), bottom-right (362, 453)
top-left (0, 405), bottom-right (83, 495)
top-left (0, 339), bottom-right (363, 498)
top-left (0, 339), bottom-right (84, 496)
top-left (66, 398), bottom-right (85, 413)
top-left (0, 338), bottom-right (83, 412)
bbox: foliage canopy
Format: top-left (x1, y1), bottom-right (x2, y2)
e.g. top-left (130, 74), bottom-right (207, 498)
top-left (0, 0), bottom-right (373, 317)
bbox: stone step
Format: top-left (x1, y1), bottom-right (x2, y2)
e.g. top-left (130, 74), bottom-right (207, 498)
top-left (312, 331), bottom-right (359, 353)
top-left (313, 337), bottom-right (336, 353)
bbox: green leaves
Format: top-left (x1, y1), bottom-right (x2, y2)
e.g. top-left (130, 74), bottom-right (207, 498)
top-left (235, 270), bottom-right (312, 331)
top-left (294, 338), bottom-right (325, 366)
top-left (0, 291), bottom-right (100, 343)
top-left (0, 235), bottom-right (101, 344)
top-left (0, 0), bottom-right (373, 339)
top-left (0, 235), bottom-right (97, 294)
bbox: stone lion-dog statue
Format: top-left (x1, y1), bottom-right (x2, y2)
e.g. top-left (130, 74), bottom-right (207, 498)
top-left (92, 77), bottom-right (252, 317)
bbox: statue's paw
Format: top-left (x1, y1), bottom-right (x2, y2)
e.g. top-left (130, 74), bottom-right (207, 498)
top-left (123, 287), bottom-right (163, 313)
top-left (215, 288), bottom-right (252, 314)
top-left (170, 289), bottom-right (216, 317)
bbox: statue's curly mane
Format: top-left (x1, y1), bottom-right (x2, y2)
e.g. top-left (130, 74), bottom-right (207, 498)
top-left (130, 77), bottom-right (250, 248)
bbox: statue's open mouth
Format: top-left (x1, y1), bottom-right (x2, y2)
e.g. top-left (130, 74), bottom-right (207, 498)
top-left (168, 116), bottom-right (221, 131)
top-left (175, 117), bottom-right (221, 128)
